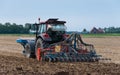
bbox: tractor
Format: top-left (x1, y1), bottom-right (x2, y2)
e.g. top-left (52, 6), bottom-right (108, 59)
top-left (17, 18), bottom-right (109, 62)
top-left (17, 18), bottom-right (68, 58)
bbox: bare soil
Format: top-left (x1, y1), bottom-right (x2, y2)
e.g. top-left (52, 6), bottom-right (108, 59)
top-left (0, 35), bottom-right (120, 75)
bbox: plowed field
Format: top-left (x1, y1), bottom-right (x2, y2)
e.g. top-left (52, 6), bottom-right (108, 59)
top-left (0, 35), bottom-right (120, 75)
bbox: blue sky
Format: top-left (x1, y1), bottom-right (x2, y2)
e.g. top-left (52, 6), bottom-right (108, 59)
top-left (0, 0), bottom-right (120, 31)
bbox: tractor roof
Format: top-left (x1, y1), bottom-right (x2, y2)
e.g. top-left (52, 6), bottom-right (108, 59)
top-left (40, 18), bottom-right (66, 24)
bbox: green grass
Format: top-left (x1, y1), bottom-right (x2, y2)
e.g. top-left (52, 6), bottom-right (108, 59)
top-left (82, 33), bottom-right (120, 38)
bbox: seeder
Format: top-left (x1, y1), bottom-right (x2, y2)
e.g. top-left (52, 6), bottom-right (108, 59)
top-left (36, 33), bottom-right (103, 62)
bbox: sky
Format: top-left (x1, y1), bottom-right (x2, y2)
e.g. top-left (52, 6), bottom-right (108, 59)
top-left (0, 0), bottom-right (120, 31)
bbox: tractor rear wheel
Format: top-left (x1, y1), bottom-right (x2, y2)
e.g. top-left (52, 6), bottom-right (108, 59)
top-left (35, 38), bottom-right (44, 61)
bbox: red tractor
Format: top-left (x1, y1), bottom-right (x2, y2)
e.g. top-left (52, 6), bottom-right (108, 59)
top-left (17, 18), bottom-right (68, 58)
top-left (35, 18), bottom-right (69, 58)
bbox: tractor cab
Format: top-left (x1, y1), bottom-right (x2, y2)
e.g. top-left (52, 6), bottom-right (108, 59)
top-left (36, 18), bottom-right (67, 43)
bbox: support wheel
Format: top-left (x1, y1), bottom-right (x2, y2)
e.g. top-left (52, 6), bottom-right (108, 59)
top-left (24, 43), bottom-right (32, 58)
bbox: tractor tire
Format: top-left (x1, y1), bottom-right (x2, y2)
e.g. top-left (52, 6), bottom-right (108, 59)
top-left (24, 43), bottom-right (33, 58)
top-left (35, 38), bottom-right (44, 61)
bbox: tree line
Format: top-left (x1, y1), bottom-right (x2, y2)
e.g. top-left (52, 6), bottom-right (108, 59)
top-left (0, 22), bottom-right (120, 34)
top-left (104, 27), bottom-right (120, 33)
top-left (0, 22), bottom-right (29, 34)
top-left (81, 27), bottom-right (120, 34)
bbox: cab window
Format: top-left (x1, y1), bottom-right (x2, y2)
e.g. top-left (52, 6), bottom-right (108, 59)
top-left (39, 24), bottom-right (46, 33)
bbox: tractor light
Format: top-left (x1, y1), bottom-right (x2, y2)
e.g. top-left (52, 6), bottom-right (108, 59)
top-left (43, 33), bottom-right (50, 38)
